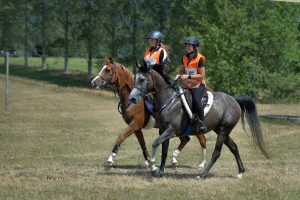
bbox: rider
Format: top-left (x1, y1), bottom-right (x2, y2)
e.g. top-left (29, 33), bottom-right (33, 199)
top-left (174, 36), bottom-right (207, 132)
top-left (144, 30), bottom-right (172, 85)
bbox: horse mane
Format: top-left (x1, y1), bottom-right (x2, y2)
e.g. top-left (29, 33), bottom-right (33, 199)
top-left (138, 60), bottom-right (152, 73)
top-left (121, 65), bottom-right (134, 89)
top-left (113, 61), bottom-right (134, 89)
top-left (150, 69), bottom-right (170, 90)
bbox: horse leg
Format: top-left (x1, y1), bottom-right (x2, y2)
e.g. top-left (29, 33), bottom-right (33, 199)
top-left (107, 122), bottom-right (139, 166)
top-left (198, 134), bottom-right (227, 179)
top-left (224, 136), bottom-right (245, 178)
top-left (196, 134), bottom-right (207, 168)
top-left (159, 138), bottom-right (170, 177)
top-left (150, 127), bottom-right (175, 178)
top-left (134, 130), bottom-right (150, 166)
top-left (171, 136), bottom-right (190, 166)
top-left (157, 127), bottom-right (170, 177)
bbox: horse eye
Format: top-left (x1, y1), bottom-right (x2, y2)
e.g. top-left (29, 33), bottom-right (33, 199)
top-left (105, 68), bottom-right (110, 73)
top-left (140, 78), bottom-right (145, 82)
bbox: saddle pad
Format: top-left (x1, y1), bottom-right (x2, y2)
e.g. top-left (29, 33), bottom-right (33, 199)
top-left (204, 91), bottom-right (213, 116)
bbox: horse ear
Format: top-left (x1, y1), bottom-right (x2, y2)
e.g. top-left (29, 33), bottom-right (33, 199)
top-left (109, 55), bottom-right (114, 63)
top-left (136, 60), bottom-right (141, 69)
top-left (105, 57), bottom-right (110, 63)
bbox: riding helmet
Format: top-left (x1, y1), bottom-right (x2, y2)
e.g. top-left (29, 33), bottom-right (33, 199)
top-left (147, 30), bottom-right (164, 42)
top-left (184, 36), bottom-right (200, 47)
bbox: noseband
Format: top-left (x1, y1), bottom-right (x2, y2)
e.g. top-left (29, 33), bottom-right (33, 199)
top-left (133, 71), bottom-right (157, 97)
top-left (133, 70), bottom-right (174, 97)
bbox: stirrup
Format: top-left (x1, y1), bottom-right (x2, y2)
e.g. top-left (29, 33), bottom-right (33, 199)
top-left (191, 114), bottom-right (200, 125)
top-left (197, 120), bottom-right (207, 132)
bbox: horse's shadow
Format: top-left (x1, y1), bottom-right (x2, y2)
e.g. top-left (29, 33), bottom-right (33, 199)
top-left (97, 164), bottom-right (216, 180)
top-left (106, 164), bottom-right (195, 170)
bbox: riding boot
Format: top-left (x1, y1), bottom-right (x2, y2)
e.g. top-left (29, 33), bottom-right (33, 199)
top-left (192, 114), bottom-right (207, 132)
top-left (198, 108), bottom-right (207, 132)
top-left (197, 120), bottom-right (207, 132)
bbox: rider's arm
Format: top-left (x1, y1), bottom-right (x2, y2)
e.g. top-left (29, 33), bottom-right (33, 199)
top-left (177, 59), bottom-right (205, 81)
top-left (158, 49), bottom-right (169, 76)
top-left (174, 61), bottom-right (185, 80)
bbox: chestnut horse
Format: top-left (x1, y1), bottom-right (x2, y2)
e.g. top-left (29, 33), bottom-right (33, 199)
top-left (91, 56), bottom-right (207, 168)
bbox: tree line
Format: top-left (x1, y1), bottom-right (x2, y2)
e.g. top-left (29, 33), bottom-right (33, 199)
top-left (0, 0), bottom-right (299, 102)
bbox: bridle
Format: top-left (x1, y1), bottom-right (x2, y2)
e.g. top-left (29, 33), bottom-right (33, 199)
top-left (133, 70), bottom-right (175, 97)
top-left (132, 70), bottom-right (182, 116)
top-left (96, 62), bottom-right (134, 115)
top-left (96, 62), bottom-right (119, 90)
top-left (133, 71), bottom-right (155, 97)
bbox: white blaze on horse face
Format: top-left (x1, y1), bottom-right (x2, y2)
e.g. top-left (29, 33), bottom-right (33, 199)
top-left (91, 65), bottom-right (107, 83)
top-left (135, 74), bottom-right (144, 85)
top-left (136, 73), bottom-right (146, 84)
top-left (136, 73), bottom-right (144, 80)
top-left (99, 65), bottom-right (107, 76)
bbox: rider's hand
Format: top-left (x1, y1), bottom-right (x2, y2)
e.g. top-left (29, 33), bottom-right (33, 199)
top-left (174, 74), bottom-right (181, 81)
top-left (180, 75), bottom-right (189, 80)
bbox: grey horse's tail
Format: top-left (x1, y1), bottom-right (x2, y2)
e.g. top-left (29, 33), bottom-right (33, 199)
top-left (235, 96), bottom-right (269, 158)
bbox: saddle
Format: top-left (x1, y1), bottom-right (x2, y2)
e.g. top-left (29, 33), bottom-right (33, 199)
top-left (181, 87), bottom-right (213, 118)
top-left (144, 87), bottom-right (213, 117)
top-left (180, 87), bottom-right (214, 136)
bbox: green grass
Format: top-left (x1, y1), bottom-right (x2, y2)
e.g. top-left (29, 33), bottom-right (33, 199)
top-left (0, 75), bottom-right (300, 200)
top-left (0, 56), bottom-right (101, 74)
top-left (260, 117), bottom-right (298, 126)
top-left (0, 57), bottom-right (134, 88)
top-left (0, 65), bottom-right (92, 88)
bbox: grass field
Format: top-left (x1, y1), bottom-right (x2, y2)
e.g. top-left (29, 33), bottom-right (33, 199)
top-left (0, 74), bottom-right (300, 200)
top-left (0, 56), bottom-right (101, 74)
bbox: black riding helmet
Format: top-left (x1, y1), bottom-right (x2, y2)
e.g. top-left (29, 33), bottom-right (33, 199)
top-left (147, 30), bottom-right (164, 42)
top-left (184, 36), bottom-right (200, 47)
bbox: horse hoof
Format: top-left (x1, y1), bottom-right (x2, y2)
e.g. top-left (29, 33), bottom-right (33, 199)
top-left (196, 173), bottom-right (207, 180)
top-left (171, 157), bottom-right (178, 167)
top-left (107, 155), bottom-right (115, 166)
top-left (107, 161), bottom-right (114, 167)
top-left (144, 160), bottom-right (150, 167)
top-left (159, 170), bottom-right (165, 178)
top-left (151, 165), bottom-right (158, 172)
top-left (150, 177), bottom-right (158, 182)
top-left (196, 176), bottom-right (204, 180)
top-left (237, 173), bottom-right (243, 179)
top-left (151, 168), bottom-right (160, 178)
top-left (171, 160), bottom-right (177, 167)
top-left (198, 161), bottom-right (206, 169)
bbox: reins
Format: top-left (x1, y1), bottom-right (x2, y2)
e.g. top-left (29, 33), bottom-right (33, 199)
top-left (133, 71), bottom-right (184, 116)
top-left (112, 62), bottom-right (133, 115)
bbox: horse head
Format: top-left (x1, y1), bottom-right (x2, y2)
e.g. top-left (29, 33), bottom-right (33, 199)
top-left (129, 60), bottom-right (156, 104)
top-left (91, 56), bottom-right (119, 89)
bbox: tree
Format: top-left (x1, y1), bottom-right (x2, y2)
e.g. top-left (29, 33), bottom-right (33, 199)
top-left (53, 0), bottom-right (79, 74)
top-left (0, 0), bottom-right (21, 51)
top-left (31, 0), bottom-right (53, 69)
top-left (117, 0), bottom-right (146, 74)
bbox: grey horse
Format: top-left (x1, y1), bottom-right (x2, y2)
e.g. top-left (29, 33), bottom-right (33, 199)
top-left (129, 65), bottom-right (269, 179)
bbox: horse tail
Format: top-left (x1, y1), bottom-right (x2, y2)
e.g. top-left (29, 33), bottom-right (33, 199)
top-left (234, 96), bottom-right (269, 159)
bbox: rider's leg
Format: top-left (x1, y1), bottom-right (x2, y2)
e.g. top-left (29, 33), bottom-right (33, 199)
top-left (190, 84), bottom-right (206, 132)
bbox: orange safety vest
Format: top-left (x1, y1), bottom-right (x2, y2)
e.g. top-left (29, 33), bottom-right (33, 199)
top-left (182, 53), bottom-right (206, 88)
top-left (144, 47), bottom-right (163, 65)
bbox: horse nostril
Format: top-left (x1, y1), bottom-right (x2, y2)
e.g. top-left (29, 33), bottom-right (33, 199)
top-left (130, 98), bottom-right (137, 104)
top-left (91, 82), bottom-right (97, 88)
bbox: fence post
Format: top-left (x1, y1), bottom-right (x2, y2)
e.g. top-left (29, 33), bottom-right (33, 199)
top-left (4, 52), bottom-right (9, 111)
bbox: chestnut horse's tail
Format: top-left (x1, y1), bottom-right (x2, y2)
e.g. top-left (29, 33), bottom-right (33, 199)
top-left (235, 96), bottom-right (269, 159)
